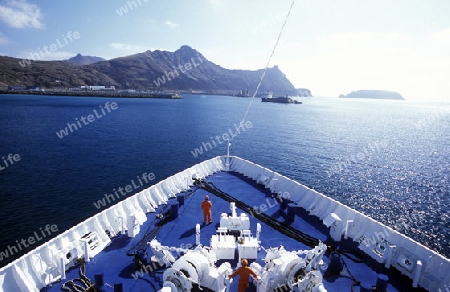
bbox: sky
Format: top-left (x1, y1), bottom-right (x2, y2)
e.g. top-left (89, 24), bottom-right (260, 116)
top-left (0, 0), bottom-right (449, 100)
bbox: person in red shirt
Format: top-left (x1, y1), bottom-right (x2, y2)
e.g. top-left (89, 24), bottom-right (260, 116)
top-left (201, 195), bottom-right (212, 224)
top-left (228, 259), bottom-right (258, 292)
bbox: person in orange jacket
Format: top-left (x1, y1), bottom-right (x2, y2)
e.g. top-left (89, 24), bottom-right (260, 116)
top-left (228, 259), bottom-right (258, 292)
top-left (201, 195), bottom-right (212, 224)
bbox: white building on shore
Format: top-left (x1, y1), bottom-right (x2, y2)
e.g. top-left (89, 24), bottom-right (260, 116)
top-left (80, 85), bottom-right (115, 91)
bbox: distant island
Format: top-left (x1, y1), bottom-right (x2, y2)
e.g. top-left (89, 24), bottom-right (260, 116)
top-left (297, 88), bottom-right (312, 97)
top-left (339, 90), bottom-right (404, 100)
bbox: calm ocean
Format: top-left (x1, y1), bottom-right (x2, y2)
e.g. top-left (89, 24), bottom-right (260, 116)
top-left (0, 94), bottom-right (448, 267)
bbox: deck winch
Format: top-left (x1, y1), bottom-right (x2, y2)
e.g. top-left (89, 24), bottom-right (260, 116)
top-left (251, 243), bottom-right (327, 292)
top-left (158, 243), bottom-right (232, 291)
top-left (154, 200), bottom-right (327, 292)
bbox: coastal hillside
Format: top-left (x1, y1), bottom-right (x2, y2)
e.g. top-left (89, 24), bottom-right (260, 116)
top-left (0, 56), bottom-right (119, 89)
top-left (0, 46), bottom-right (297, 95)
top-left (339, 90), bottom-right (405, 100)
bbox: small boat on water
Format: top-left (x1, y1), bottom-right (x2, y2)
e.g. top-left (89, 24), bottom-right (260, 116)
top-left (261, 94), bottom-right (302, 104)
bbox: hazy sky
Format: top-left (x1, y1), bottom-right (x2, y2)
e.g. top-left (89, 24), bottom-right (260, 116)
top-left (0, 0), bottom-right (449, 100)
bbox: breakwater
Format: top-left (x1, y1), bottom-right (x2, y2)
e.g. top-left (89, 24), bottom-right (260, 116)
top-left (0, 90), bottom-right (182, 99)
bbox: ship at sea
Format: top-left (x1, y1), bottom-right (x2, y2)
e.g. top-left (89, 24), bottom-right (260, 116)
top-left (0, 156), bottom-right (449, 292)
top-left (0, 1), bottom-right (448, 292)
top-left (261, 94), bottom-right (302, 104)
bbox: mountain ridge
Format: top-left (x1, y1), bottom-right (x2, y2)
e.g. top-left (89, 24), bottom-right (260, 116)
top-left (0, 46), bottom-right (298, 95)
top-left (65, 54), bottom-right (105, 65)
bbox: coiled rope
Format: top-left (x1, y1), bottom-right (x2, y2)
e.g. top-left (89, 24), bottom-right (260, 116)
top-left (61, 259), bottom-right (95, 292)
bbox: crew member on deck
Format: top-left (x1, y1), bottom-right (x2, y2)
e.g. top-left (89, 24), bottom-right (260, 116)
top-left (201, 195), bottom-right (212, 224)
top-left (229, 259), bottom-right (258, 292)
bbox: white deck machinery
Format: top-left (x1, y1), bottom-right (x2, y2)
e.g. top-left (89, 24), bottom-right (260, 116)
top-left (251, 244), bottom-right (327, 292)
top-left (153, 202), bottom-right (327, 292)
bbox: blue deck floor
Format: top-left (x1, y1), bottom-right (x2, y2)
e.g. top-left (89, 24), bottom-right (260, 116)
top-left (42, 172), bottom-right (423, 292)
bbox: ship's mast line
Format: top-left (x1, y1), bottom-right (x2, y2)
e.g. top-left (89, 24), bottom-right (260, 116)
top-left (238, 0), bottom-right (296, 126)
